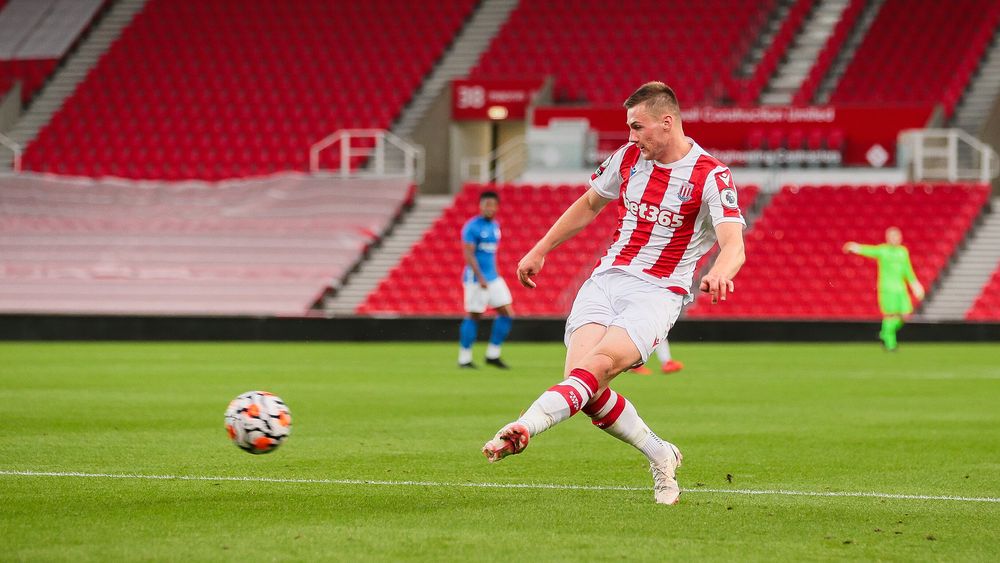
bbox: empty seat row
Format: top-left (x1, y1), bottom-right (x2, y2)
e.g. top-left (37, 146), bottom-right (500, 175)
top-left (829, 0), bottom-right (1000, 116)
top-left (470, 0), bottom-right (772, 105)
top-left (685, 183), bottom-right (990, 320)
top-left (360, 182), bottom-right (760, 317)
top-left (23, 0), bottom-right (475, 180)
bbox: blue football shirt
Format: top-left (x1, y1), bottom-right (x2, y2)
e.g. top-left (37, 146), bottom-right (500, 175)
top-left (461, 215), bottom-right (501, 283)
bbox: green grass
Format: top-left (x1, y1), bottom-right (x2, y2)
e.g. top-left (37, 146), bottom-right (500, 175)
top-left (1, 342), bottom-right (998, 561)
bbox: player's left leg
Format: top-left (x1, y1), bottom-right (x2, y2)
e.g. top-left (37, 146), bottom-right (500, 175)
top-left (582, 387), bottom-right (683, 504)
top-left (580, 281), bottom-right (685, 503)
top-left (484, 279), bottom-right (514, 368)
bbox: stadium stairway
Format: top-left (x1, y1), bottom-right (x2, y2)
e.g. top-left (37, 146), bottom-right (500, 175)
top-left (0, 0), bottom-right (105, 105)
top-left (324, 195), bottom-right (453, 316)
top-left (0, 0), bottom-right (145, 162)
top-left (393, 0), bottom-right (518, 141)
top-left (921, 199), bottom-right (1000, 320)
top-left (967, 263), bottom-right (1000, 320)
top-left (760, 0), bottom-right (850, 105)
top-left (737, 0), bottom-right (793, 79)
top-left (954, 26), bottom-right (1000, 135)
top-left (814, 0), bottom-right (884, 104)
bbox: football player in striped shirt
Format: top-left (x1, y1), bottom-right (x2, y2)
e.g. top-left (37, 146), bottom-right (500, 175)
top-left (482, 82), bottom-right (746, 504)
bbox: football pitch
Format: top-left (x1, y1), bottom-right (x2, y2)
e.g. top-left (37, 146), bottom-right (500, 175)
top-left (2, 341), bottom-right (998, 561)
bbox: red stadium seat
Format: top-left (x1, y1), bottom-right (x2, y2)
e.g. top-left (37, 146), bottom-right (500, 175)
top-left (360, 182), bottom-right (759, 317)
top-left (470, 0), bottom-right (774, 106)
top-left (829, 0), bottom-right (1000, 116)
top-left (23, 0), bottom-right (476, 180)
top-left (685, 183), bottom-right (990, 320)
top-left (967, 266), bottom-right (1000, 321)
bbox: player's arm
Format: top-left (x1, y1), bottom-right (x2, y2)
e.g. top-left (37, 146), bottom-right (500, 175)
top-left (462, 242), bottom-right (488, 288)
top-left (699, 222), bottom-right (745, 304)
top-left (843, 242), bottom-right (880, 258)
top-left (903, 249), bottom-right (925, 300)
top-left (517, 188), bottom-right (613, 288)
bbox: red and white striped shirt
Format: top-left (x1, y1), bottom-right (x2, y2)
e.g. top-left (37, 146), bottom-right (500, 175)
top-left (588, 139), bottom-right (745, 294)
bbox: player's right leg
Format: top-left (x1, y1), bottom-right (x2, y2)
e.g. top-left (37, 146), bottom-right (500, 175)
top-left (484, 325), bottom-right (650, 461)
top-left (877, 290), bottom-right (910, 351)
top-left (483, 279), bottom-right (614, 462)
top-left (880, 314), bottom-right (902, 351)
top-left (482, 364), bottom-right (602, 462)
top-left (459, 283), bottom-right (488, 367)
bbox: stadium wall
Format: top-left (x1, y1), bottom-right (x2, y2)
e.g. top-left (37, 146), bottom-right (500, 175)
top-left (0, 314), bottom-right (997, 342)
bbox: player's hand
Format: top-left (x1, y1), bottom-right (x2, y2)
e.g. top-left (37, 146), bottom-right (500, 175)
top-left (843, 242), bottom-right (859, 254)
top-left (478, 279), bottom-right (488, 289)
top-left (699, 273), bottom-right (734, 304)
top-left (516, 252), bottom-right (544, 289)
top-left (912, 282), bottom-right (925, 301)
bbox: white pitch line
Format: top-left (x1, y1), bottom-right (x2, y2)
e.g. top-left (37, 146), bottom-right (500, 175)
top-left (2, 470), bottom-right (998, 504)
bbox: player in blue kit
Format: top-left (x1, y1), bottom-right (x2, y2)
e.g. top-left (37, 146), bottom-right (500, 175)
top-left (458, 191), bottom-right (514, 369)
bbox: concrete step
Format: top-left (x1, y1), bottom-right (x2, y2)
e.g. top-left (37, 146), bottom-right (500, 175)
top-left (922, 199), bottom-right (1000, 319)
top-left (393, 0), bottom-right (518, 139)
top-left (324, 195), bottom-right (455, 314)
top-left (816, 0), bottom-right (886, 103)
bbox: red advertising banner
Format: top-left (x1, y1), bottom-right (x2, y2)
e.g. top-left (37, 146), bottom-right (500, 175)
top-left (452, 78), bottom-right (544, 120)
top-left (532, 105), bottom-right (934, 166)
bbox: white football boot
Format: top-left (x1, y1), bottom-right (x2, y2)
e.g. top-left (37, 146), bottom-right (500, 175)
top-left (650, 442), bottom-right (683, 505)
top-left (482, 422), bottom-right (530, 463)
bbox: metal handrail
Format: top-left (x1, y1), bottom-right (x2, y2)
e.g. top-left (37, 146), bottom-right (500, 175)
top-left (902, 128), bottom-right (999, 183)
top-left (309, 129), bottom-right (424, 183)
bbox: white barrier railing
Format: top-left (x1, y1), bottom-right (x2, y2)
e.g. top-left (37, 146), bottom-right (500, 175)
top-left (899, 128), bottom-right (999, 183)
top-left (0, 132), bottom-right (22, 173)
top-left (460, 137), bottom-right (527, 183)
top-left (309, 129), bottom-right (424, 183)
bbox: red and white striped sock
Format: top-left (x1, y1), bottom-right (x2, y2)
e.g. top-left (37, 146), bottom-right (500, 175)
top-left (516, 368), bottom-right (599, 437)
top-left (583, 388), bottom-right (673, 464)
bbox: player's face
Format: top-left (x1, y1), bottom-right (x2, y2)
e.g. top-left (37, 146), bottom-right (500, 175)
top-left (480, 197), bottom-right (498, 219)
top-left (627, 103), bottom-right (670, 161)
top-left (886, 227), bottom-right (902, 245)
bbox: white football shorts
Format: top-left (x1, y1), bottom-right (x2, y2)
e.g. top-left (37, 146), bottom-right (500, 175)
top-left (565, 269), bottom-right (686, 364)
top-left (464, 277), bottom-right (513, 313)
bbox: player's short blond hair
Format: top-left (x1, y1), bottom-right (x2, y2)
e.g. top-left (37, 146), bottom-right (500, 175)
top-left (623, 82), bottom-right (681, 118)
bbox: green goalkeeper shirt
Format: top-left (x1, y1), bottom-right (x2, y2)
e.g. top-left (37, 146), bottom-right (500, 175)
top-left (855, 244), bottom-right (917, 293)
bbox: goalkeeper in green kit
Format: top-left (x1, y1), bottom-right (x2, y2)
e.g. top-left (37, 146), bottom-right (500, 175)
top-left (843, 227), bottom-right (925, 351)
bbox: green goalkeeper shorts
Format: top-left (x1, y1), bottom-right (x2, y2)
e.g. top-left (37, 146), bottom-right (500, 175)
top-left (878, 289), bottom-right (913, 316)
